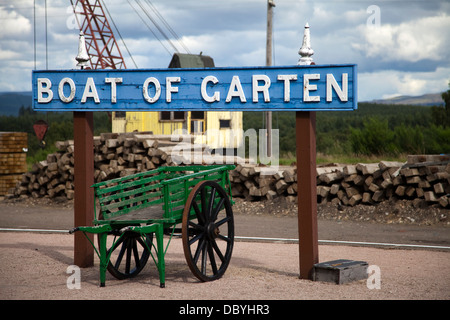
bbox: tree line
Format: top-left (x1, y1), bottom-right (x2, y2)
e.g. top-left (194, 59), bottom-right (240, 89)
top-left (0, 107), bottom-right (110, 165)
top-left (1, 85), bottom-right (449, 165)
top-left (244, 85), bottom-right (450, 158)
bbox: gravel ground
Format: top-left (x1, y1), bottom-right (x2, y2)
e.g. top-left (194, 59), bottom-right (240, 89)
top-left (0, 231), bottom-right (449, 301)
top-left (3, 194), bottom-right (449, 226)
top-left (1, 196), bottom-right (449, 306)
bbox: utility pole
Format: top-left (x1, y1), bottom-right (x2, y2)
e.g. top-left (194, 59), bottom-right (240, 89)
top-left (265, 0), bottom-right (275, 157)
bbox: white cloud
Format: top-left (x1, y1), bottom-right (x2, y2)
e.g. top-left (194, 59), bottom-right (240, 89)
top-left (353, 13), bottom-right (450, 62)
top-left (0, 7), bottom-right (31, 39)
top-left (179, 30), bottom-right (267, 67)
top-left (358, 67), bottom-right (450, 101)
top-left (0, 49), bottom-right (21, 60)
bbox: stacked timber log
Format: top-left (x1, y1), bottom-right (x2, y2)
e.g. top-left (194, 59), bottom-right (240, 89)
top-left (8, 132), bottom-right (245, 200)
top-left (0, 132), bottom-right (28, 195)
top-left (6, 130), bottom-right (449, 209)
top-left (230, 155), bottom-right (450, 208)
top-left (317, 155), bottom-right (450, 208)
top-left (230, 164), bottom-right (297, 202)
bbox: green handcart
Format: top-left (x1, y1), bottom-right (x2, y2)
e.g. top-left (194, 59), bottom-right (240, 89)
top-left (70, 165), bottom-right (235, 288)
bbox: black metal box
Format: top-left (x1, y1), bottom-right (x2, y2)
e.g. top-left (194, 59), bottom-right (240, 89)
top-left (313, 259), bottom-right (368, 284)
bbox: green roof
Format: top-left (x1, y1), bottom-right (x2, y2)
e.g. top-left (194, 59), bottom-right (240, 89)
top-left (168, 53), bottom-right (215, 68)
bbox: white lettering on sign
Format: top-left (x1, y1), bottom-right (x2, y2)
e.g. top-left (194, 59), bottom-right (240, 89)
top-left (143, 77), bottom-right (161, 103)
top-left (35, 72), bottom-right (350, 106)
top-left (81, 77), bottom-right (100, 103)
top-left (326, 73), bottom-right (348, 102)
top-left (105, 77), bottom-right (122, 103)
top-left (303, 73), bottom-right (320, 102)
top-left (201, 75), bottom-right (220, 102)
top-left (226, 75), bottom-right (247, 103)
top-left (37, 78), bottom-right (53, 103)
top-left (252, 75), bottom-right (271, 102)
top-left (166, 76), bottom-right (180, 102)
top-left (58, 77), bottom-right (76, 103)
top-left (277, 74), bottom-right (297, 102)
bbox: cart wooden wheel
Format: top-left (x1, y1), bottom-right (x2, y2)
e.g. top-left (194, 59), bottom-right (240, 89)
top-left (104, 230), bottom-right (153, 280)
top-left (182, 180), bottom-right (234, 282)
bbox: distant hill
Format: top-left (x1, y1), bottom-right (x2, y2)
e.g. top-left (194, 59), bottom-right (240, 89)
top-left (369, 92), bottom-right (444, 106)
top-left (0, 91), bottom-right (32, 116)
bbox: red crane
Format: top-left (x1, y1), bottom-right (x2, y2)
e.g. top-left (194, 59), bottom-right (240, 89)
top-left (71, 0), bottom-right (126, 70)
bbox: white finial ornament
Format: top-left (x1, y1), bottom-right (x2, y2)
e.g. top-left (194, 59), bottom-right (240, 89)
top-left (75, 31), bottom-right (90, 68)
top-left (298, 23), bottom-right (314, 65)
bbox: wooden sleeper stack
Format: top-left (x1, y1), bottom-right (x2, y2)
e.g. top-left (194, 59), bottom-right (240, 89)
top-left (8, 131), bottom-right (449, 209)
top-left (313, 156), bottom-right (449, 208)
top-left (230, 156), bottom-right (449, 209)
top-left (9, 132), bottom-right (244, 200)
top-left (0, 132), bottom-right (28, 195)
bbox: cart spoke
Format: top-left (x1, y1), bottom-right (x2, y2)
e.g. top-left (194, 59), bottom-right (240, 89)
top-left (188, 219), bottom-right (204, 231)
top-left (201, 188), bottom-right (207, 219)
top-left (193, 237), bottom-right (206, 264)
top-left (132, 239), bottom-right (140, 268)
top-left (207, 187), bottom-right (216, 220)
top-left (114, 239), bottom-right (128, 269)
top-left (210, 239), bottom-right (225, 263)
top-left (207, 242), bottom-right (218, 274)
top-left (189, 231), bottom-right (204, 246)
top-left (192, 201), bottom-right (203, 223)
top-left (211, 198), bottom-right (225, 221)
top-left (125, 239), bottom-right (132, 274)
top-left (217, 234), bottom-right (232, 243)
top-left (137, 235), bottom-right (151, 252)
top-left (111, 234), bottom-right (125, 251)
top-left (215, 215), bottom-right (231, 228)
top-left (201, 241), bottom-right (207, 274)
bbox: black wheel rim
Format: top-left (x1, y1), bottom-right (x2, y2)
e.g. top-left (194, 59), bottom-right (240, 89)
top-left (182, 180), bottom-right (234, 282)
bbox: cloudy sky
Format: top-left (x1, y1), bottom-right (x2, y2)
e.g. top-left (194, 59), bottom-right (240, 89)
top-left (1, 0), bottom-right (449, 101)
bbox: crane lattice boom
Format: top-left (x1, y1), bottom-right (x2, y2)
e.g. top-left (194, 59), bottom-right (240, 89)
top-left (71, 0), bottom-right (126, 69)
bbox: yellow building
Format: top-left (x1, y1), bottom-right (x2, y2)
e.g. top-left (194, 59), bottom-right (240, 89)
top-left (111, 53), bottom-right (243, 153)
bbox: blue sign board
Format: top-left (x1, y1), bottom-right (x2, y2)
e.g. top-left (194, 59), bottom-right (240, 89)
top-left (32, 64), bottom-right (357, 112)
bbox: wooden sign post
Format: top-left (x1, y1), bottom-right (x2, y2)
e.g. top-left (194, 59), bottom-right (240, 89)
top-left (296, 23), bottom-right (319, 279)
top-left (73, 111), bottom-right (94, 267)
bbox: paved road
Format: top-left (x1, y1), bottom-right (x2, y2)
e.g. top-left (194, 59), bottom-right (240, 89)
top-left (1, 202), bottom-right (449, 249)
